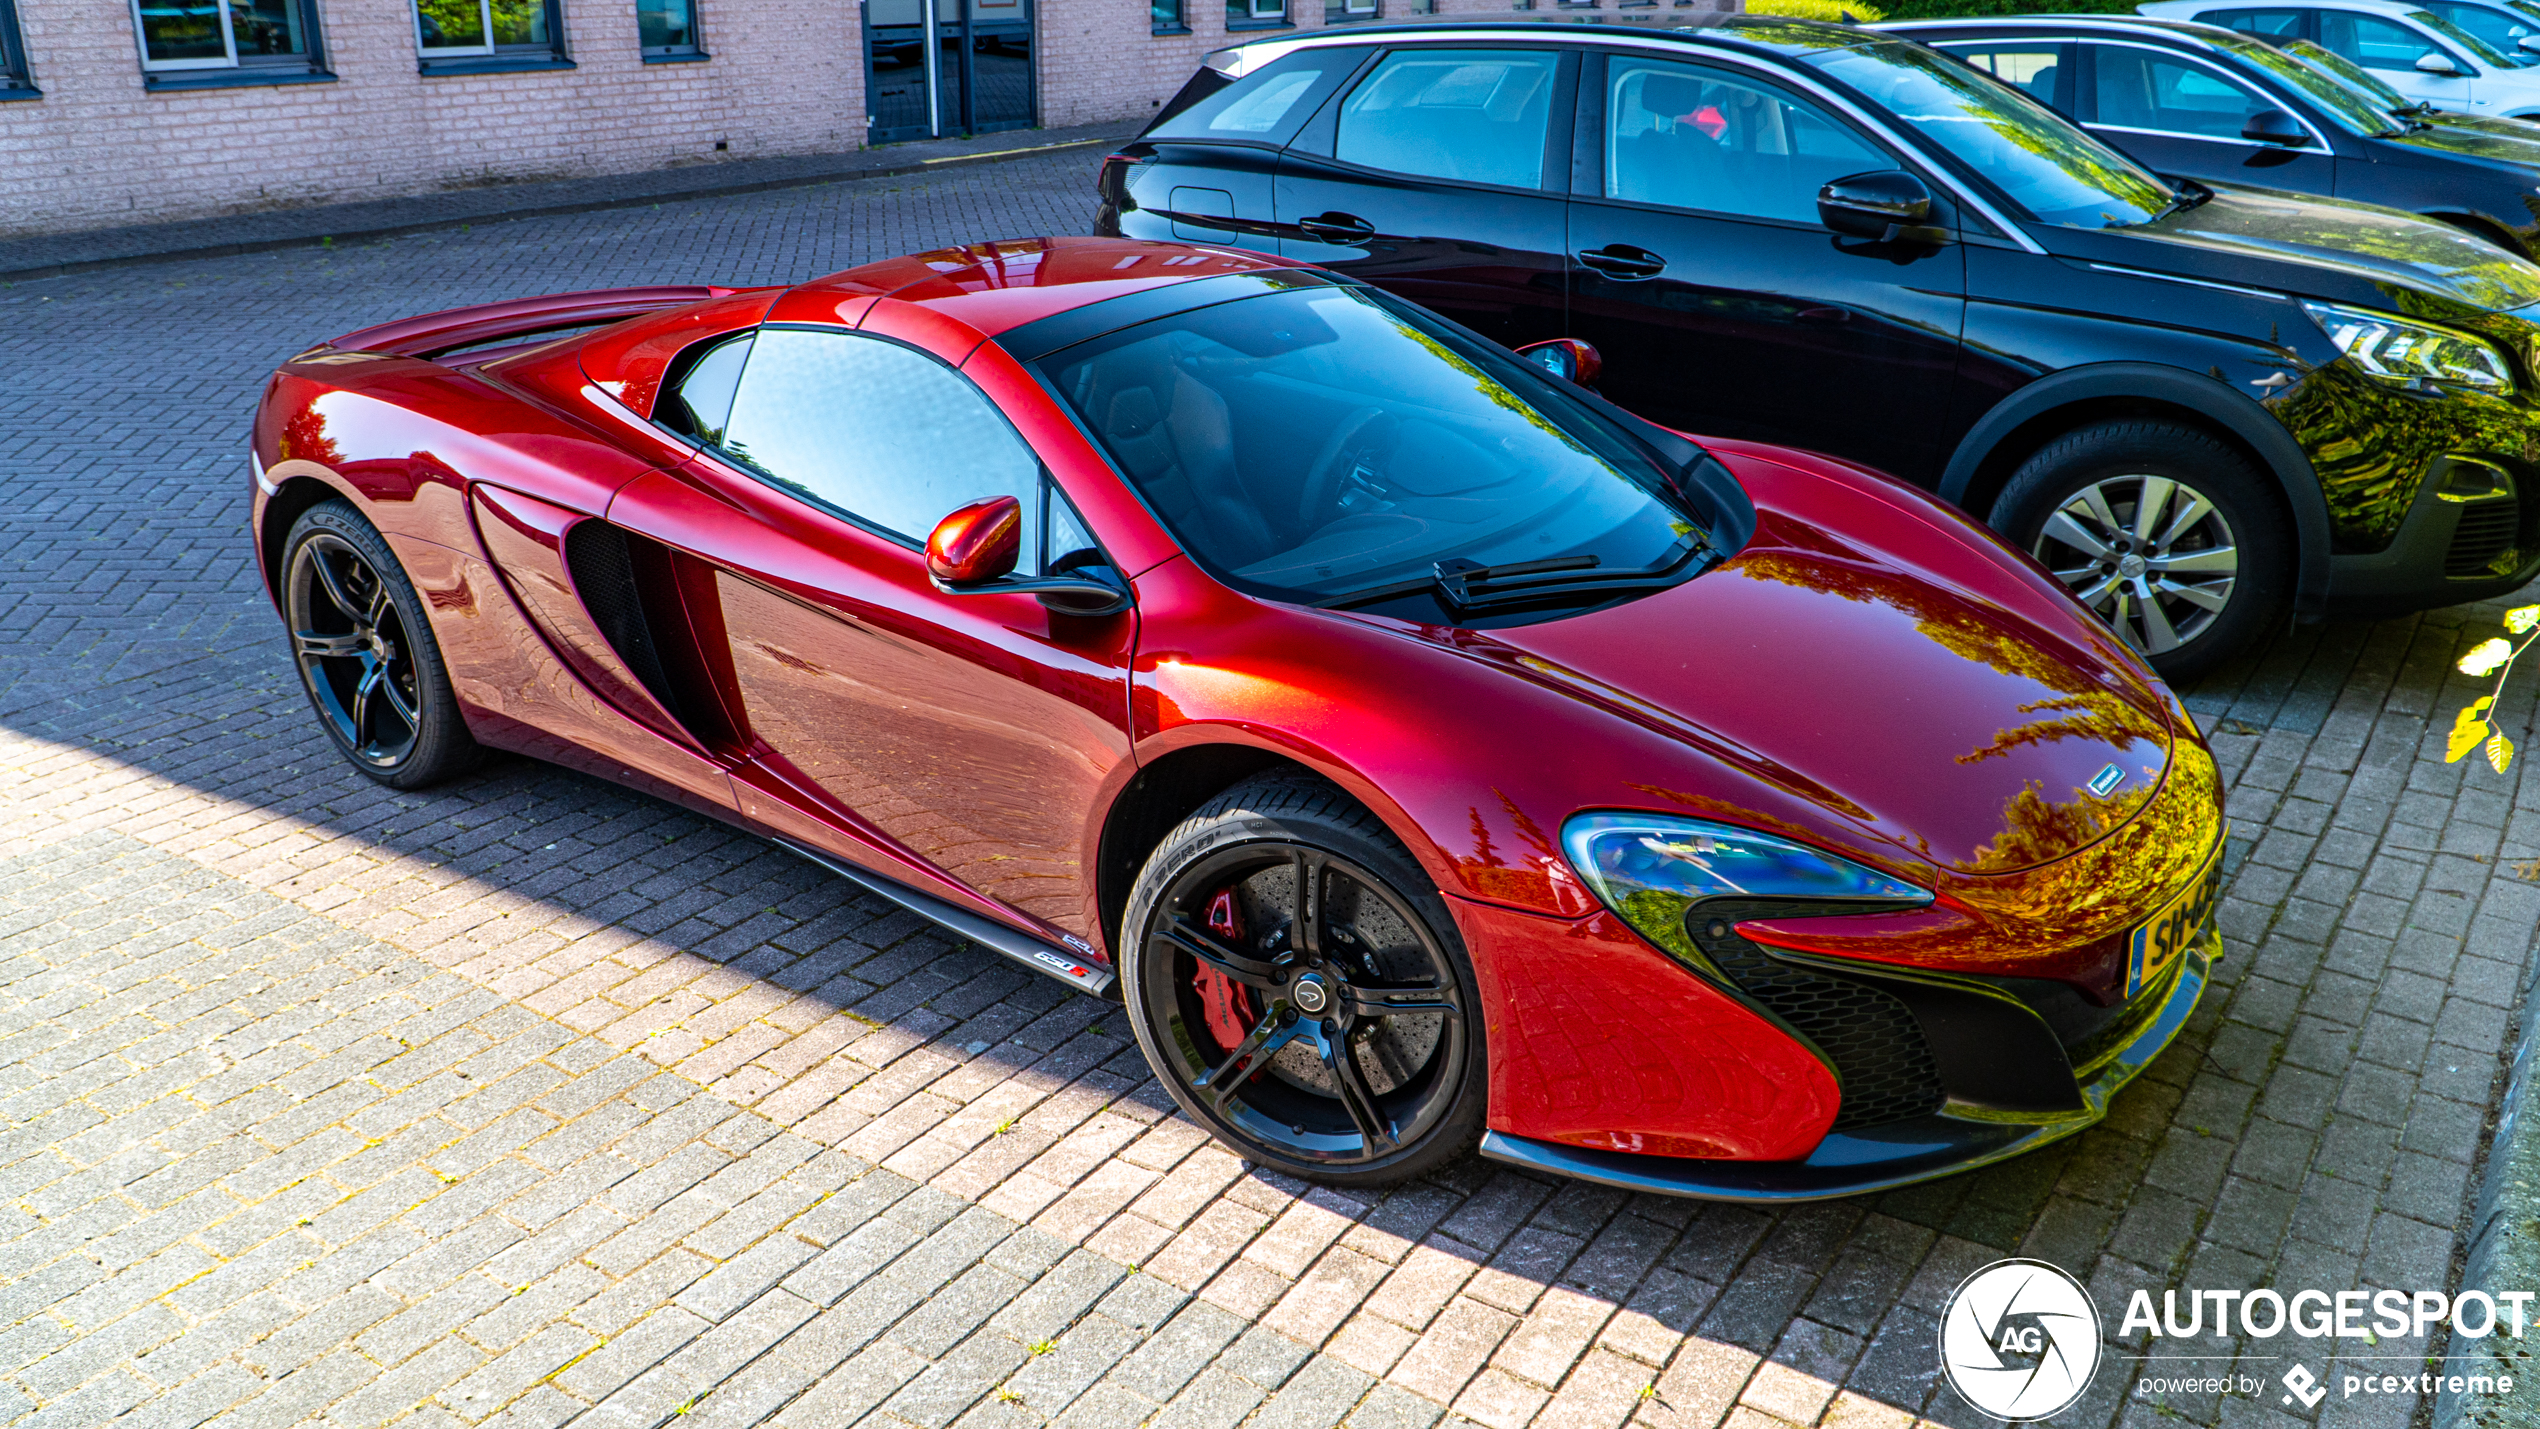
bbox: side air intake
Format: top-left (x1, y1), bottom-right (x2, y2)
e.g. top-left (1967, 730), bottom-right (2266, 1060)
top-left (564, 521), bottom-right (687, 728)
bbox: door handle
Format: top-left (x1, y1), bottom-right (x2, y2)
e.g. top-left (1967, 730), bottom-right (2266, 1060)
top-left (1576, 245), bottom-right (1667, 280)
top-left (1298, 211), bottom-right (1376, 243)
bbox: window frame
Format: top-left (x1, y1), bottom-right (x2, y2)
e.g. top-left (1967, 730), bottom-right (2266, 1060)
top-left (1578, 48), bottom-right (1907, 229)
top-left (1227, 0), bottom-right (1290, 34)
top-left (129, 0), bottom-right (332, 88)
top-left (2076, 38), bottom-right (2331, 151)
top-left (1152, 0), bottom-right (1188, 37)
top-left (0, 0), bottom-right (37, 97)
top-left (639, 0), bottom-right (705, 61)
top-left (1326, 0), bottom-right (1380, 25)
top-left (414, 0), bottom-right (571, 74)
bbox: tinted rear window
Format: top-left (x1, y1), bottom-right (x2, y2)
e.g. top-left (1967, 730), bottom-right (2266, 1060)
top-left (1149, 47), bottom-right (1362, 145)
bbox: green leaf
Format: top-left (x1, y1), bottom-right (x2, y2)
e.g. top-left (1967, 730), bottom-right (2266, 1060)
top-left (2506, 604), bottom-right (2539, 634)
top-left (2449, 699), bottom-right (2495, 763)
top-left (2490, 732), bottom-right (2516, 775)
top-left (2460, 638), bottom-right (2515, 676)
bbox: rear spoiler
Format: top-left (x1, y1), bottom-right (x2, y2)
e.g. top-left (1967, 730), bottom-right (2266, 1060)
top-left (318, 285), bottom-right (762, 361)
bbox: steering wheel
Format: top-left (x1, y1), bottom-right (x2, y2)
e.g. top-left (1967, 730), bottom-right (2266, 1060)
top-left (1296, 406), bottom-right (1394, 530)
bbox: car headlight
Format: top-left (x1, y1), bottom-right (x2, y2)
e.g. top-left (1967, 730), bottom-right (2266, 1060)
top-left (1560, 813), bottom-right (1932, 959)
top-left (2302, 300), bottom-right (2512, 393)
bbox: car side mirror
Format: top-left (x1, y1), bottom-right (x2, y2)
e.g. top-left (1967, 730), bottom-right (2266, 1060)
top-left (926, 494), bottom-right (1135, 616)
top-left (1514, 338), bottom-right (1603, 387)
top-left (926, 495), bottom-right (1021, 586)
top-left (2416, 50), bottom-right (2463, 74)
top-left (2520, 32), bottom-right (2540, 52)
top-left (1817, 170), bottom-right (1953, 246)
top-left (2241, 108), bottom-right (2308, 145)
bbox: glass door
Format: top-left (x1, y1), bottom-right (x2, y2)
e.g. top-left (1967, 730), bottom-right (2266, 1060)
top-left (864, 0), bottom-right (1033, 143)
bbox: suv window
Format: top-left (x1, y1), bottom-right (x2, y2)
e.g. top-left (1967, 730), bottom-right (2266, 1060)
top-left (1938, 43), bottom-right (2066, 106)
top-left (1334, 49), bottom-right (1559, 189)
top-left (1150, 47), bottom-right (1362, 145)
top-left (2204, 7), bottom-right (2309, 39)
top-left (1604, 58), bottom-right (1886, 224)
top-left (716, 328), bottom-right (1045, 556)
top-left (2089, 45), bottom-right (2275, 138)
top-left (2318, 10), bottom-right (2459, 69)
top-left (2417, 0), bottom-right (2540, 60)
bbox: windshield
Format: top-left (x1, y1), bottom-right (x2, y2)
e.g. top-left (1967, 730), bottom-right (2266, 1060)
top-left (2278, 35), bottom-right (2417, 107)
top-left (2420, 1), bottom-right (2540, 61)
top-left (2409, 7), bottom-right (2521, 65)
top-left (1037, 285), bottom-right (1731, 616)
top-left (2212, 30), bottom-right (2406, 132)
top-left (1803, 39), bottom-right (2174, 228)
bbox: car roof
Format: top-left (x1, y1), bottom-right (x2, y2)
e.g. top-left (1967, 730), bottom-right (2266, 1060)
top-left (776, 236), bottom-right (1308, 341)
top-left (1207, 12), bottom-right (1888, 62)
top-left (1877, 14), bottom-right (2245, 46)
top-left (2142, 0), bottom-right (2445, 15)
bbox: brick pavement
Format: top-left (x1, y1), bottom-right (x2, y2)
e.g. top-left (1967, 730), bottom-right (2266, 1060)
top-left (1, 151), bottom-right (2537, 1429)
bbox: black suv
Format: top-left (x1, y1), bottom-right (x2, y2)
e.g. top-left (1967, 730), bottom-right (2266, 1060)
top-left (1098, 14), bottom-right (2540, 677)
top-left (1883, 16), bottom-right (2540, 258)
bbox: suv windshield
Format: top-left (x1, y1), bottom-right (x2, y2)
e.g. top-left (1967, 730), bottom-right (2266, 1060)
top-left (2210, 29), bottom-right (2406, 131)
top-left (1036, 284), bottom-right (1742, 619)
top-left (1802, 39), bottom-right (2176, 228)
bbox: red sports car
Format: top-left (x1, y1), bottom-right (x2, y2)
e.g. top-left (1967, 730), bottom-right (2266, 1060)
top-left (249, 236), bottom-right (2223, 1199)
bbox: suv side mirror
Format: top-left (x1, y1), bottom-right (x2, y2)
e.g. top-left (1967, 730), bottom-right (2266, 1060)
top-left (1514, 338), bottom-right (1603, 387)
top-left (2241, 108), bottom-right (2308, 145)
top-left (926, 494), bottom-right (1134, 616)
top-left (2416, 50), bottom-right (2463, 74)
top-left (1817, 170), bottom-right (1953, 245)
top-left (2519, 32), bottom-right (2540, 53)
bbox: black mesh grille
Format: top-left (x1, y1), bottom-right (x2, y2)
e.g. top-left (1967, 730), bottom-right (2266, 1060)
top-left (1689, 913), bottom-right (1946, 1133)
top-left (563, 521), bottom-right (683, 723)
top-left (2448, 500), bottom-right (2519, 578)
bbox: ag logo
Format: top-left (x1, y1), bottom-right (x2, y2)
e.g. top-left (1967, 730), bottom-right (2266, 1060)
top-left (1939, 1259), bottom-right (2102, 1421)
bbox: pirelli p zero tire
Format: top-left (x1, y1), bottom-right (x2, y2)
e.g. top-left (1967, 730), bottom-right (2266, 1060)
top-left (1122, 774), bottom-right (1486, 1189)
top-left (281, 499), bottom-right (485, 790)
top-left (1994, 419), bottom-right (2291, 683)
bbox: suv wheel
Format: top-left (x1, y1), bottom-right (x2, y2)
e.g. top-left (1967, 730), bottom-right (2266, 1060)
top-left (1121, 774), bottom-right (1485, 1189)
top-left (1994, 420), bottom-right (2289, 681)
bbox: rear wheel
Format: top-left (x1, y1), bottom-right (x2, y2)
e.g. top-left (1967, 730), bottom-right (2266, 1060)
top-left (1121, 775), bottom-right (1485, 1188)
top-left (282, 500), bottom-right (483, 789)
top-left (1994, 420), bottom-right (2289, 682)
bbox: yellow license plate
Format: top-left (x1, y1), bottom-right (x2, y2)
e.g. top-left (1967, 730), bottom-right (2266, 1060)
top-left (2129, 845), bottom-right (2221, 1000)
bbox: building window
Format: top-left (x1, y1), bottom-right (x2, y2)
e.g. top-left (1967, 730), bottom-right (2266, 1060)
top-left (1326, 0), bottom-right (1376, 20)
top-left (131, 0), bottom-right (329, 86)
top-left (1227, 0), bottom-right (1286, 29)
top-left (0, 0), bottom-right (34, 96)
top-left (1152, 0), bottom-right (1186, 35)
top-left (639, 0), bottom-right (702, 58)
top-left (415, 0), bottom-right (569, 71)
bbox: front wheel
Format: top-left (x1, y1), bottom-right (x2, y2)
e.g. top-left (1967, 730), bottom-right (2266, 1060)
top-left (281, 499), bottom-right (484, 789)
top-left (1993, 420), bottom-right (2290, 682)
top-left (1121, 775), bottom-right (1485, 1188)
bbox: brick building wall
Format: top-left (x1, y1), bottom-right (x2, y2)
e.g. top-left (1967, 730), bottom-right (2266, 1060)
top-left (0, 0), bottom-right (859, 236)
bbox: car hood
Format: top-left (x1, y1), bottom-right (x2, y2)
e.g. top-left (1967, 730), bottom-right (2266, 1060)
top-left (2101, 184), bottom-right (2540, 312)
top-left (1472, 451), bottom-right (2177, 878)
top-left (2383, 116), bottom-right (2540, 169)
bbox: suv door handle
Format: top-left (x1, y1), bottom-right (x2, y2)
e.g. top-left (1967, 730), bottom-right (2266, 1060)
top-left (1298, 211), bottom-right (1376, 243)
top-left (1576, 244), bottom-right (1667, 280)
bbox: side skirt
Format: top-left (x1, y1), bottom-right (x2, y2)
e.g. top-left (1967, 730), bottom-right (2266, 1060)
top-left (774, 839), bottom-right (1118, 999)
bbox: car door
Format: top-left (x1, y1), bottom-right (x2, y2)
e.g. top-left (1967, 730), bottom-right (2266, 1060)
top-left (1273, 44), bottom-right (1574, 351)
top-left (2073, 39), bottom-right (2338, 191)
top-left (1562, 49), bottom-right (1967, 483)
top-left (606, 316), bottom-right (1137, 944)
top-left (2315, 7), bottom-right (2482, 109)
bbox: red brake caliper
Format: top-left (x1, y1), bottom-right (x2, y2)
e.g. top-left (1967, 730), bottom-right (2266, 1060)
top-left (1196, 887), bottom-right (1258, 1052)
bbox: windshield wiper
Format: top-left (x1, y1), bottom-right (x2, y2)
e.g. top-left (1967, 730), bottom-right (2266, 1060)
top-left (2136, 178), bottom-right (2215, 226)
top-left (1320, 540), bottom-right (1715, 616)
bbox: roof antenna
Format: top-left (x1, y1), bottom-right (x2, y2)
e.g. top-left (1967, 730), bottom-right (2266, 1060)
top-left (1839, 8), bottom-right (1861, 20)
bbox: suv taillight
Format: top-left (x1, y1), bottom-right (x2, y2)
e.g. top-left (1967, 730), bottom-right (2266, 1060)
top-left (1097, 153), bottom-right (1138, 209)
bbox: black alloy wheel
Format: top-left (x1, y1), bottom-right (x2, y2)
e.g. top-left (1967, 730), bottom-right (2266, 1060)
top-left (282, 500), bottom-right (482, 789)
top-left (1123, 776), bottom-right (1485, 1187)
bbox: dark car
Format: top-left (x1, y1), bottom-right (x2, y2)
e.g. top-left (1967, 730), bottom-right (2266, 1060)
top-left (1884, 15), bottom-right (2540, 258)
top-left (1098, 13), bottom-right (2540, 677)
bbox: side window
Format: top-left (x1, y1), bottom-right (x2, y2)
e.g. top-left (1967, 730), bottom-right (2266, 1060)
top-left (657, 332), bottom-right (752, 445)
top-left (1938, 42), bottom-right (2067, 109)
top-left (2089, 46), bottom-right (2274, 138)
top-left (2203, 7), bottom-right (2309, 39)
top-left (1334, 48), bottom-right (1560, 189)
top-left (716, 328), bottom-right (1044, 559)
top-left (2421, 1), bottom-right (2534, 57)
top-left (2319, 11), bottom-right (2447, 70)
top-left (1150, 46), bottom-right (1361, 144)
top-left (1605, 59), bottom-right (1886, 225)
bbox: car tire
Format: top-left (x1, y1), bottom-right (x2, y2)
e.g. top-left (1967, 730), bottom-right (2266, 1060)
top-left (281, 499), bottom-right (485, 789)
top-left (1993, 419), bottom-right (2289, 682)
top-left (1122, 773), bottom-right (1485, 1189)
